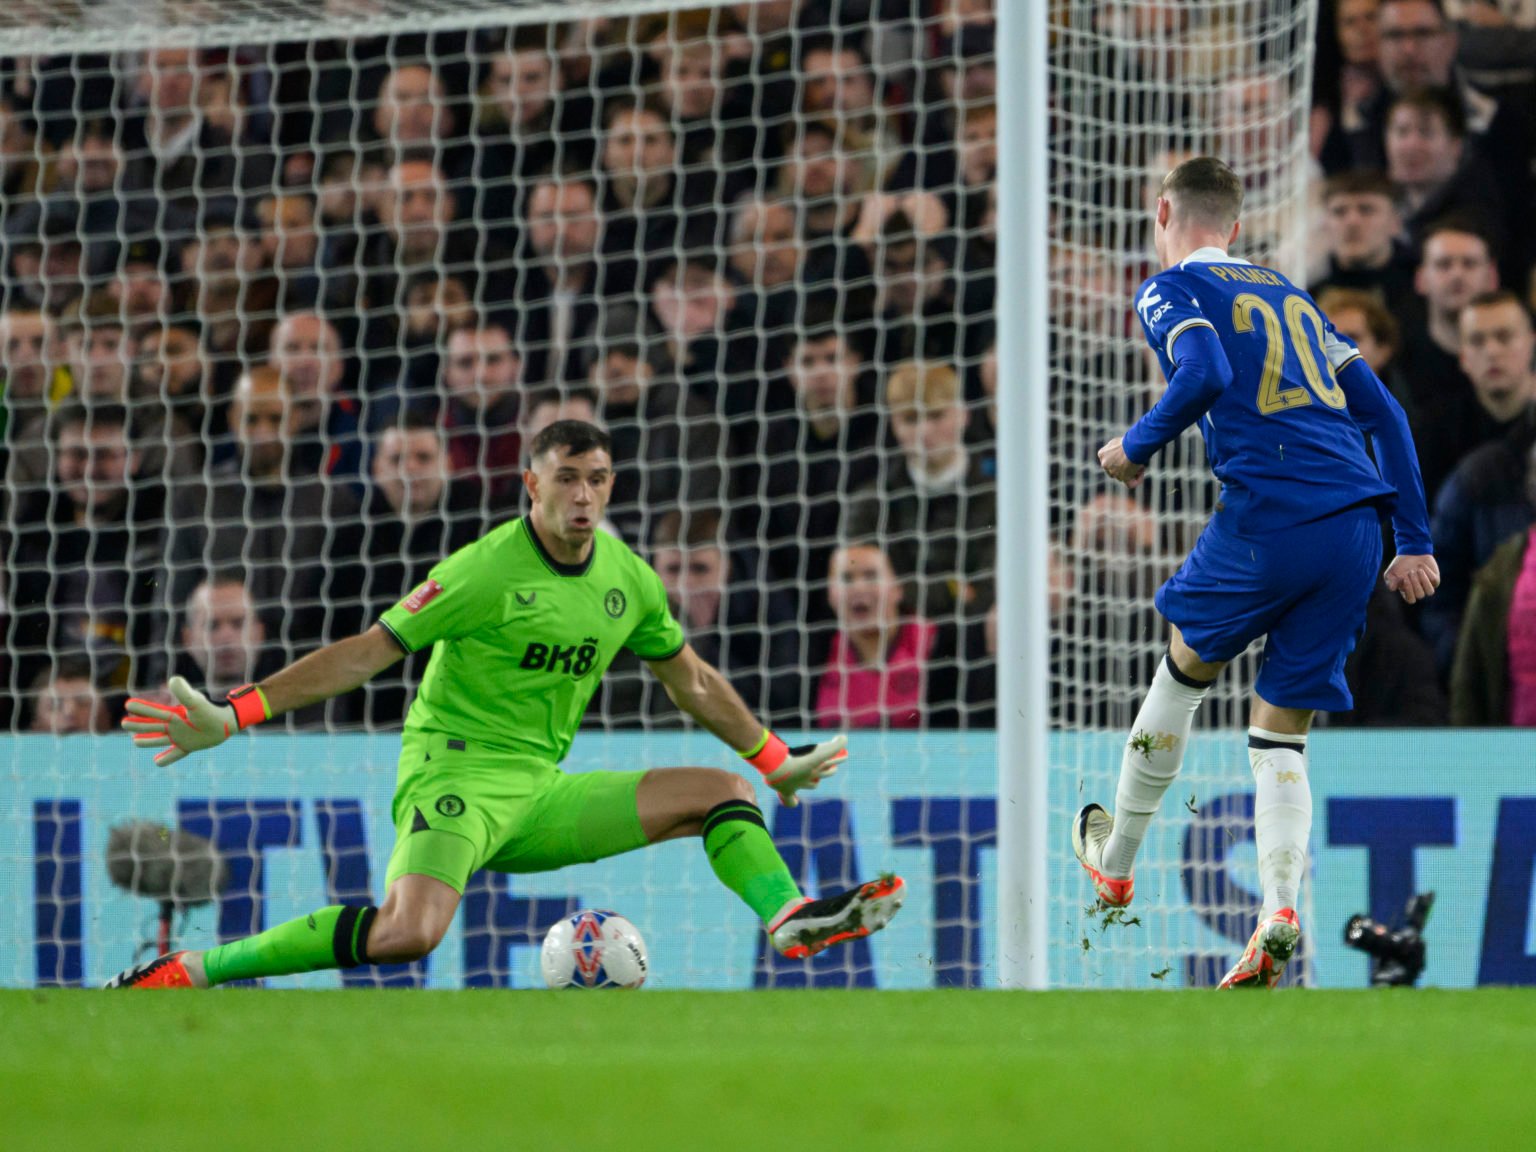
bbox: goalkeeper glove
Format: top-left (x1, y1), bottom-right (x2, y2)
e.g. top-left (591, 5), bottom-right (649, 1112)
top-left (740, 730), bottom-right (846, 807)
top-left (121, 676), bottom-right (271, 767)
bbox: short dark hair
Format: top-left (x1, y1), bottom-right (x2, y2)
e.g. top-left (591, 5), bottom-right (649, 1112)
top-left (1387, 86), bottom-right (1465, 139)
top-left (1420, 214), bottom-right (1492, 255)
top-left (651, 506), bottom-right (723, 551)
top-left (1322, 169), bottom-right (1398, 204)
top-left (1161, 156), bottom-right (1245, 229)
top-left (529, 419), bottom-right (611, 463)
top-left (1463, 290), bottom-right (1532, 321)
top-left (1314, 287), bottom-right (1401, 352)
top-left (48, 398), bottom-right (130, 443)
top-left (383, 409), bottom-right (443, 437)
top-left (524, 385), bottom-right (598, 416)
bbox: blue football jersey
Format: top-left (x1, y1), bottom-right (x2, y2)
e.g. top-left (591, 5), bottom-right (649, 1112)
top-left (1127, 247), bottom-right (1397, 534)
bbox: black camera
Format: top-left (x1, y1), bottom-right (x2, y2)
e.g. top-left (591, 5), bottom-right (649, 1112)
top-left (1344, 892), bottom-right (1434, 987)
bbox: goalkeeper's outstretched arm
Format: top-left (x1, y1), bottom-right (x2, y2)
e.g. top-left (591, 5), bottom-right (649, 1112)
top-left (122, 625), bottom-right (404, 765)
top-left (647, 644), bottom-right (846, 807)
top-left (255, 624), bottom-right (405, 716)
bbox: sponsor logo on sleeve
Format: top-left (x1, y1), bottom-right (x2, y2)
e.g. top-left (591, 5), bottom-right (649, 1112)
top-left (402, 579), bottom-right (444, 614)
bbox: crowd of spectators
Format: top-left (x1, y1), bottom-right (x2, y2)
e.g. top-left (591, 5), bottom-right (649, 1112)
top-left (2, 0), bottom-right (1535, 734)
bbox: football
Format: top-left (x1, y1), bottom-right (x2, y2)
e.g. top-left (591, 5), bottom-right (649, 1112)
top-left (540, 909), bottom-right (649, 989)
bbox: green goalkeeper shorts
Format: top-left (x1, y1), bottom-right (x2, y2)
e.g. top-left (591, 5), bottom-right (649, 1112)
top-left (383, 729), bottom-right (650, 894)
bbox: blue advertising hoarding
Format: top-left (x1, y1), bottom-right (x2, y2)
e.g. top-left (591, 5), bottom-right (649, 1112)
top-left (4, 730), bottom-right (1533, 988)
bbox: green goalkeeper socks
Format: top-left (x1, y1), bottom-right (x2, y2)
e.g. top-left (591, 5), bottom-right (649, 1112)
top-left (200, 904), bottom-right (376, 986)
top-left (701, 800), bottom-right (802, 925)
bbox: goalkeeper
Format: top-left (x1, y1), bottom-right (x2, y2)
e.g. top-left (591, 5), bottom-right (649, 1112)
top-left (108, 421), bottom-right (904, 989)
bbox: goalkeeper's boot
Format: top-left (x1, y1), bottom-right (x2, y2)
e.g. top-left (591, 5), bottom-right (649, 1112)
top-left (769, 875), bottom-right (906, 959)
top-left (104, 951), bottom-right (198, 990)
top-left (1071, 803), bottom-right (1134, 908)
top-left (1217, 907), bottom-right (1301, 990)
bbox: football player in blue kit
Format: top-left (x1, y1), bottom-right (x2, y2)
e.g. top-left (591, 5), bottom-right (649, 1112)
top-left (1074, 156), bottom-right (1441, 988)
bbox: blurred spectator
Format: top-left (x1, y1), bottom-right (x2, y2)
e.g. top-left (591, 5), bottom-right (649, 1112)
top-left (472, 26), bottom-right (564, 254)
top-left (519, 385), bottom-right (601, 449)
top-left (52, 118), bottom-right (127, 280)
top-left (847, 360), bottom-right (996, 622)
top-left (0, 91), bottom-right (53, 203)
top-left (167, 366), bottom-right (363, 686)
top-left (816, 540), bottom-right (968, 729)
top-left (1054, 490), bottom-right (1169, 728)
top-left (1315, 288), bottom-right (1414, 444)
top-left (1423, 291), bottom-right (1536, 672)
top-left (596, 98), bottom-right (717, 291)
top-left (1450, 485), bottom-right (1536, 726)
top-left (1383, 88), bottom-right (1511, 263)
top-left (60, 292), bottom-right (134, 403)
top-left (797, 35), bottom-right (903, 191)
top-left (7, 400), bottom-right (166, 694)
top-left (584, 308), bottom-right (722, 546)
top-left (756, 323), bottom-right (879, 659)
top-left (133, 325), bottom-right (205, 478)
top-left (1316, 0), bottom-right (1385, 164)
top-left (1398, 220), bottom-right (1499, 502)
top-left (612, 507), bottom-right (801, 725)
top-left (436, 319), bottom-right (524, 507)
top-left (119, 47), bottom-right (273, 244)
top-left (359, 413), bottom-right (483, 725)
top-left (647, 13), bottom-right (757, 205)
top-left (340, 155), bottom-right (482, 393)
top-left (1308, 169), bottom-right (1417, 314)
top-left (1, 305), bottom-right (59, 488)
top-left (256, 193), bottom-right (325, 311)
top-left (726, 190), bottom-right (874, 369)
top-left (723, 193), bottom-right (801, 376)
top-left (177, 211), bottom-right (275, 403)
top-left (778, 117), bottom-right (874, 240)
top-left (648, 250), bottom-right (758, 416)
top-left (268, 312), bottom-right (362, 482)
top-left (174, 573), bottom-right (277, 700)
top-left (722, 1), bottom-right (806, 162)
top-left (511, 173), bottom-right (611, 385)
top-left (946, 99), bottom-right (997, 246)
top-left (369, 63), bottom-right (469, 184)
top-left (27, 658), bottom-right (111, 735)
top-left (108, 238), bottom-right (173, 337)
top-left (1332, 582), bottom-right (1449, 725)
top-left (2, 196), bottom-right (87, 315)
top-left (1326, 0), bottom-right (1536, 266)
top-left (396, 271), bottom-right (475, 398)
top-left (869, 210), bottom-right (984, 368)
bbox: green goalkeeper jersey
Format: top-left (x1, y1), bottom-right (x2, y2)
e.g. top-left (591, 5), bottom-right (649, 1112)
top-left (378, 517), bottom-right (685, 761)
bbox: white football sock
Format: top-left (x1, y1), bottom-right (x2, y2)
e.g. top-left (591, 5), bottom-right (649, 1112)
top-left (1103, 655), bottom-right (1212, 877)
top-left (1249, 727), bottom-right (1311, 920)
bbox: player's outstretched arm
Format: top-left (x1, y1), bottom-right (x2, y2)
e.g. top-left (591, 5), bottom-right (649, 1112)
top-left (646, 644), bottom-right (845, 807)
top-left (122, 624), bottom-right (405, 766)
top-left (1333, 353), bottom-right (1434, 558)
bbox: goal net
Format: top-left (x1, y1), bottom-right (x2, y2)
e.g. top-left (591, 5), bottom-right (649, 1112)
top-left (1, 0), bottom-right (1317, 988)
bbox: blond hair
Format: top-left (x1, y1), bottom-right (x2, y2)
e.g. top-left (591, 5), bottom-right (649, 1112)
top-left (884, 360), bottom-right (961, 410)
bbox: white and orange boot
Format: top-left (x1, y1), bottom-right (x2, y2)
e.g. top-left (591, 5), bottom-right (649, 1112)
top-left (1072, 803), bottom-right (1134, 908)
top-left (769, 875), bottom-right (906, 959)
top-left (1217, 908), bottom-right (1301, 989)
top-left (104, 951), bottom-right (200, 989)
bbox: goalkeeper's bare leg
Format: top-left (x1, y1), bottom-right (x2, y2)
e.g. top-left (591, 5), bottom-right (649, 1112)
top-left (636, 767), bottom-right (904, 959)
top-left (105, 873), bottom-right (459, 989)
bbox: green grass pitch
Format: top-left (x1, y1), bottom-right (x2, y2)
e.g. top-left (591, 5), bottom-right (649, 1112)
top-left (3, 989), bottom-right (1532, 1151)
